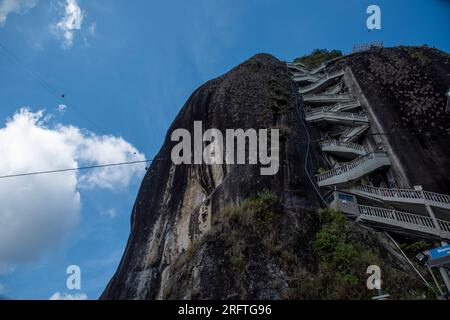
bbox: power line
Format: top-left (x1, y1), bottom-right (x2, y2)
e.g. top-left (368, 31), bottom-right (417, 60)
top-left (1, 123), bottom-right (448, 180)
top-left (0, 42), bottom-right (106, 134)
top-left (0, 158), bottom-right (170, 180)
top-left (0, 42), bottom-right (62, 97)
top-left (288, 69), bottom-right (328, 207)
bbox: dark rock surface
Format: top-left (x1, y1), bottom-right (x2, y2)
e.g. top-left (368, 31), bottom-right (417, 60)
top-left (342, 47), bottom-right (450, 194)
top-left (101, 54), bottom-right (325, 299)
top-left (101, 50), bottom-right (444, 300)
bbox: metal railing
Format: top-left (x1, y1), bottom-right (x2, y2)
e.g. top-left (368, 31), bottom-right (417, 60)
top-left (303, 93), bottom-right (354, 101)
top-left (286, 63), bottom-right (310, 74)
top-left (292, 74), bottom-right (320, 83)
top-left (320, 140), bottom-right (367, 154)
top-left (325, 83), bottom-right (343, 95)
top-left (351, 184), bottom-right (450, 207)
top-left (352, 41), bottom-right (384, 54)
top-left (330, 100), bottom-right (361, 112)
top-left (359, 205), bottom-right (436, 228)
top-left (315, 152), bottom-right (387, 183)
top-left (340, 125), bottom-right (369, 142)
top-left (287, 62), bottom-right (308, 69)
top-left (438, 220), bottom-right (450, 233)
top-left (310, 63), bottom-right (326, 75)
top-left (305, 108), bottom-right (369, 122)
top-left (358, 205), bottom-right (450, 238)
top-left (299, 70), bottom-right (345, 93)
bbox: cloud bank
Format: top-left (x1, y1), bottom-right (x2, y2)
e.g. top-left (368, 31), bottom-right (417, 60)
top-left (0, 0), bottom-right (39, 25)
top-left (0, 108), bottom-right (145, 272)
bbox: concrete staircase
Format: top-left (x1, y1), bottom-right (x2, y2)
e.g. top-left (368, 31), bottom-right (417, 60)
top-left (320, 140), bottom-right (367, 159)
top-left (347, 184), bottom-right (450, 212)
top-left (329, 100), bottom-right (361, 112)
top-left (339, 125), bottom-right (370, 142)
top-left (357, 205), bottom-right (450, 240)
top-left (316, 152), bottom-right (391, 187)
top-left (298, 70), bottom-right (345, 94)
top-left (305, 108), bottom-right (369, 126)
top-left (292, 73), bottom-right (320, 83)
top-left (303, 93), bottom-right (354, 105)
top-left (286, 62), bottom-right (310, 74)
top-left (288, 58), bottom-right (450, 241)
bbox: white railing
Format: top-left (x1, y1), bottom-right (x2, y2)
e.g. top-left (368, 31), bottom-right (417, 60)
top-left (325, 83), bottom-right (343, 95)
top-left (286, 63), bottom-right (310, 73)
top-left (352, 41), bottom-right (383, 54)
top-left (351, 184), bottom-right (450, 207)
top-left (293, 74), bottom-right (320, 82)
top-left (310, 63), bottom-right (326, 74)
top-left (299, 70), bottom-right (345, 93)
top-left (358, 205), bottom-right (437, 229)
top-left (356, 205), bottom-right (450, 239)
top-left (330, 100), bottom-right (361, 112)
top-left (320, 140), bottom-right (367, 154)
top-left (303, 93), bottom-right (354, 101)
top-left (305, 108), bottom-right (369, 122)
top-left (340, 125), bottom-right (369, 142)
top-left (287, 61), bottom-right (308, 69)
top-left (315, 152), bottom-right (387, 182)
top-left (438, 220), bottom-right (450, 233)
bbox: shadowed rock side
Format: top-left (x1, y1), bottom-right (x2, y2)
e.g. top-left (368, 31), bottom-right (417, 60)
top-left (101, 54), bottom-right (322, 299)
top-left (339, 47), bottom-right (450, 194)
top-left (101, 53), bottom-right (428, 300)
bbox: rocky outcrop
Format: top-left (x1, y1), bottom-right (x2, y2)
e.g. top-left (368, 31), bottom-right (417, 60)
top-left (338, 46), bottom-right (450, 194)
top-left (101, 54), bottom-right (326, 299)
top-left (101, 49), bottom-right (448, 300)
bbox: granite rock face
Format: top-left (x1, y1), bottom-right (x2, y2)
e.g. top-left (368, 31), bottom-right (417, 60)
top-left (101, 48), bottom-right (449, 300)
top-left (341, 46), bottom-right (450, 194)
top-left (101, 53), bottom-right (325, 299)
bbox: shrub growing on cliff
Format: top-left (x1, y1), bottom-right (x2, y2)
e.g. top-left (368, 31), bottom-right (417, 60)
top-left (294, 49), bottom-right (343, 68)
top-left (210, 190), bottom-right (282, 282)
top-left (287, 209), bottom-right (427, 299)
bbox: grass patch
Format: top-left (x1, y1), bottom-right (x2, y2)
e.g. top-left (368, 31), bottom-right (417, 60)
top-left (210, 190), bottom-right (282, 284)
top-left (294, 49), bottom-right (343, 68)
top-left (285, 209), bottom-right (427, 299)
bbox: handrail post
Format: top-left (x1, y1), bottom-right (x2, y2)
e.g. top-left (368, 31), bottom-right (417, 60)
top-left (424, 199), bottom-right (442, 231)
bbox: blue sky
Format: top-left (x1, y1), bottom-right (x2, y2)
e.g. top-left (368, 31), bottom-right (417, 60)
top-left (0, 0), bottom-right (448, 300)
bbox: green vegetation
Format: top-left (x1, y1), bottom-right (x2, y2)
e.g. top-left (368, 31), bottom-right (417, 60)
top-left (286, 209), bottom-right (426, 299)
top-left (410, 50), bottom-right (432, 66)
top-left (175, 197), bottom-right (428, 299)
top-left (268, 77), bottom-right (290, 116)
top-left (294, 49), bottom-right (343, 68)
top-left (210, 191), bottom-right (284, 285)
top-left (179, 195), bottom-right (280, 271)
top-left (173, 190), bottom-right (284, 280)
top-left (317, 167), bottom-right (328, 174)
top-left (400, 239), bottom-right (433, 256)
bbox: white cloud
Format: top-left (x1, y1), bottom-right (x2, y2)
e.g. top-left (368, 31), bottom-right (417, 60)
top-left (0, 108), bottom-right (145, 271)
top-left (49, 291), bottom-right (88, 300)
top-left (57, 104), bottom-right (67, 113)
top-left (58, 125), bottom-right (146, 189)
top-left (0, 0), bottom-right (38, 26)
top-left (88, 22), bottom-right (95, 36)
top-left (101, 208), bottom-right (118, 218)
top-left (52, 0), bottom-right (84, 49)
